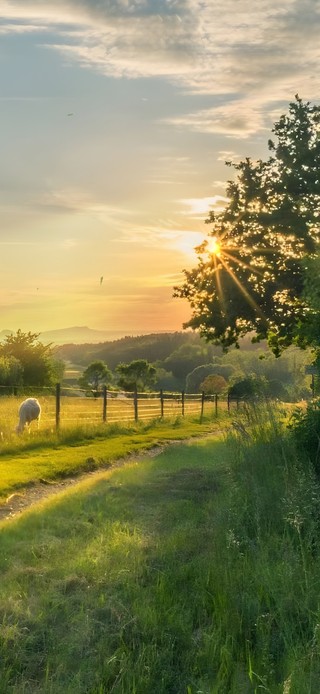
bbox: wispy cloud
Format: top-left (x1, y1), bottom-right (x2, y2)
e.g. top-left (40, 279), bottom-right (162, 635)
top-left (0, 22), bottom-right (48, 34)
top-left (179, 196), bottom-right (229, 217)
top-left (217, 151), bottom-right (239, 163)
top-left (2, 0), bottom-right (320, 137)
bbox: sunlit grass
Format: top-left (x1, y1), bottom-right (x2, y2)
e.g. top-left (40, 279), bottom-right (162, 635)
top-left (0, 413), bottom-right (227, 502)
top-left (0, 409), bottom-right (320, 691)
top-left (0, 393), bottom-right (220, 445)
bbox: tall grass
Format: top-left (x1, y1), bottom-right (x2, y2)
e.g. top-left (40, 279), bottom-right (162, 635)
top-left (223, 402), bottom-right (320, 691)
top-left (0, 403), bottom-right (319, 692)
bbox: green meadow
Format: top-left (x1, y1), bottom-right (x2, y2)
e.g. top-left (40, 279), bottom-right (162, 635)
top-left (0, 414), bottom-right (225, 502)
top-left (0, 405), bottom-right (320, 692)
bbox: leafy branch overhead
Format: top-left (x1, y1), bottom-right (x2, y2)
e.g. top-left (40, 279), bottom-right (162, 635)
top-left (174, 96), bottom-right (320, 356)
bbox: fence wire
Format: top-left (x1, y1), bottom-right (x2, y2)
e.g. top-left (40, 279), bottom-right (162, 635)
top-left (0, 385), bottom-right (243, 431)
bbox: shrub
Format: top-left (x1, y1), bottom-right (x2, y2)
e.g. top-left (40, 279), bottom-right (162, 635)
top-left (228, 374), bottom-right (267, 399)
top-left (288, 400), bottom-right (320, 475)
top-left (199, 374), bottom-right (227, 394)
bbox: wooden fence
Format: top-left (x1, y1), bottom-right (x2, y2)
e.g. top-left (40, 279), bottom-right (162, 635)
top-left (53, 385), bottom-right (242, 430)
top-left (0, 384), bottom-right (245, 432)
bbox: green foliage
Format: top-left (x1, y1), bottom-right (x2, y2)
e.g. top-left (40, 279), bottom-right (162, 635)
top-left (288, 400), bottom-right (320, 476)
top-left (116, 359), bottom-right (157, 392)
top-left (78, 360), bottom-right (112, 393)
top-left (185, 363), bottom-right (219, 393)
top-left (199, 373), bottom-right (227, 394)
top-left (163, 342), bottom-right (215, 383)
top-left (298, 256), bottom-right (320, 363)
top-left (224, 344), bottom-right (311, 400)
top-left (224, 404), bottom-right (320, 690)
top-left (0, 356), bottom-right (23, 392)
top-left (228, 374), bottom-right (267, 399)
top-left (264, 378), bottom-right (289, 400)
top-left (0, 329), bottom-right (63, 388)
top-left (175, 96), bottom-right (320, 355)
top-left (153, 367), bottom-right (181, 392)
top-left (57, 332), bottom-right (201, 369)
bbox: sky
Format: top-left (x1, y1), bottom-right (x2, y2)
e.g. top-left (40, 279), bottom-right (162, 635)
top-left (1, 0), bottom-right (320, 338)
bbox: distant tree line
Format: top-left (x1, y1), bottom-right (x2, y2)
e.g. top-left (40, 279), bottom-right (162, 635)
top-left (65, 333), bottom-right (312, 401)
top-left (0, 329), bottom-right (314, 401)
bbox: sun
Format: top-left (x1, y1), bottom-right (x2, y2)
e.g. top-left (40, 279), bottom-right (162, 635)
top-left (207, 236), bottom-right (221, 256)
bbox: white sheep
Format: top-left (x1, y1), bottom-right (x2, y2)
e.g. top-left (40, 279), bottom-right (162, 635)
top-left (16, 398), bottom-right (41, 434)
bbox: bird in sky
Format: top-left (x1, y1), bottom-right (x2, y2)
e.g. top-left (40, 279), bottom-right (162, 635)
top-left (100, 276), bottom-right (103, 285)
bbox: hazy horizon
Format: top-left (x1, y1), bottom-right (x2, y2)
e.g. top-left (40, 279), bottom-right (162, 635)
top-left (0, 324), bottom-right (185, 345)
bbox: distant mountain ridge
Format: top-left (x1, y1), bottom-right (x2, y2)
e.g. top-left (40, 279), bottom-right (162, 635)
top-left (0, 326), bottom-right (148, 345)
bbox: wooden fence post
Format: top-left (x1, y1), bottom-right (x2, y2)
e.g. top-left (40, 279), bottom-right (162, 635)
top-left (160, 389), bottom-right (164, 418)
top-left (200, 391), bottom-right (205, 421)
top-left (134, 389), bottom-right (138, 422)
top-left (102, 385), bottom-right (107, 422)
top-left (55, 383), bottom-right (61, 431)
top-left (181, 390), bottom-right (185, 417)
top-left (215, 393), bottom-right (218, 417)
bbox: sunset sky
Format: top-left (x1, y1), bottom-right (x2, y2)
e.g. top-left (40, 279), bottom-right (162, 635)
top-left (1, 1), bottom-right (319, 338)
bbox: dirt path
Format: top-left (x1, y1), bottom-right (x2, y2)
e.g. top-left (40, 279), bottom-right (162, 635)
top-left (0, 427), bottom-right (234, 524)
top-left (0, 444), bottom-right (171, 523)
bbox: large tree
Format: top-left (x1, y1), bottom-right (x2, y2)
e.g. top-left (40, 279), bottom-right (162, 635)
top-left (79, 360), bottom-right (113, 394)
top-left (116, 359), bottom-right (157, 392)
top-left (174, 96), bottom-right (320, 356)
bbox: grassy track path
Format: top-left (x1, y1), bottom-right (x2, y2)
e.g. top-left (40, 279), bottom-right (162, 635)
top-left (0, 443), bottom-right (169, 522)
top-left (0, 425), bottom-right (228, 523)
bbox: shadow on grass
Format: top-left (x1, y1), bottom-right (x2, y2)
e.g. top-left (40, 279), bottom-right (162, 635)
top-left (0, 439), bottom-right (232, 693)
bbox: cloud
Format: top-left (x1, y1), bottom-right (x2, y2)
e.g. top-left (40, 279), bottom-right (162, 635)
top-left (168, 101), bottom-right (267, 138)
top-left (0, 22), bottom-right (48, 34)
top-left (2, 0), bottom-right (320, 137)
top-left (179, 196), bottom-right (229, 217)
top-left (217, 151), bottom-right (239, 163)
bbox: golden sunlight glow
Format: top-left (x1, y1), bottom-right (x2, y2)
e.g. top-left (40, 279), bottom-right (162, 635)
top-left (207, 237), bottom-right (221, 256)
top-left (174, 231), bottom-right (204, 259)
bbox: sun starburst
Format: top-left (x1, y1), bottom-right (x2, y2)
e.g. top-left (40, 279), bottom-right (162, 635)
top-left (203, 232), bottom-right (267, 323)
top-left (207, 237), bottom-right (221, 256)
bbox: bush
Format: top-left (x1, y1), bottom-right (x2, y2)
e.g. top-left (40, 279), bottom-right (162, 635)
top-left (288, 400), bottom-right (320, 475)
top-left (199, 374), bottom-right (227, 394)
top-left (228, 374), bottom-right (267, 399)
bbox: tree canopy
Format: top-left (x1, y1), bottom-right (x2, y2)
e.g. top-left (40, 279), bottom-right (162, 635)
top-left (0, 330), bottom-right (64, 387)
top-left (116, 359), bottom-right (157, 392)
top-left (199, 374), bottom-right (227, 395)
top-left (0, 356), bottom-right (23, 392)
top-left (79, 360), bottom-right (113, 394)
top-left (174, 96), bottom-right (320, 356)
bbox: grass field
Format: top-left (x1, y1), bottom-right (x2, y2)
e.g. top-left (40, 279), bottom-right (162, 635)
top-left (0, 406), bottom-right (320, 692)
top-left (0, 392), bottom-right (225, 438)
top-left (0, 412), bottom-right (228, 503)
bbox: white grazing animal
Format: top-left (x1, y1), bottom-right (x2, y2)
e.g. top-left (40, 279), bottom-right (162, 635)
top-left (16, 398), bottom-right (41, 434)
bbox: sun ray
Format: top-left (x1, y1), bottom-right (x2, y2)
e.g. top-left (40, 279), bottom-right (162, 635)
top-left (213, 253), bottom-right (224, 307)
top-left (222, 250), bottom-right (265, 277)
top-left (219, 256), bottom-right (267, 322)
